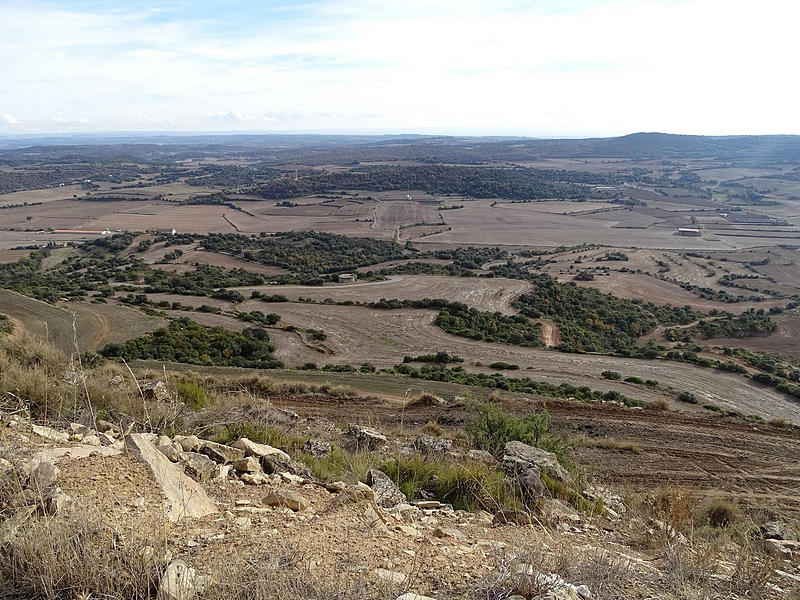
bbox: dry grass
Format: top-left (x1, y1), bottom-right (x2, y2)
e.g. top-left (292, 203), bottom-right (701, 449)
top-left (1, 517), bottom-right (165, 600)
top-left (201, 548), bottom-right (400, 600)
top-left (570, 434), bottom-right (643, 454)
top-left (474, 539), bottom-right (633, 600)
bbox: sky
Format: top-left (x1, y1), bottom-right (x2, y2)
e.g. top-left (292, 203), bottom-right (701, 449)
top-left (1, 0), bottom-right (798, 137)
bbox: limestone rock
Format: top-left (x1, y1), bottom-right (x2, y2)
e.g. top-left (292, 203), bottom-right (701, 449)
top-left (301, 438), bottom-right (331, 458)
top-left (159, 560), bottom-right (210, 600)
top-left (366, 469), bottom-right (406, 508)
top-left (29, 460), bottom-right (60, 489)
top-left (433, 526), bottom-right (466, 541)
top-left (761, 520), bottom-right (798, 542)
top-left (241, 473), bottom-right (267, 485)
top-left (259, 451), bottom-right (309, 478)
top-left (126, 434), bottom-right (217, 522)
top-left (233, 456), bottom-right (262, 473)
top-left (82, 434), bottom-right (101, 446)
top-left (29, 445), bottom-right (121, 470)
top-left (396, 594), bottom-right (439, 600)
top-left (158, 444), bottom-right (181, 463)
top-left (142, 381), bottom-right (170, 402)
top-left (199, 441), bottom-right (245, 464)
top-left (31, 424), bottom-right (69, 443)
top-left (264, 489), bottom-right (310, 512)
top-left (414, 434), bottom-right (452, 456)
top-left (375, 568), bottom-right (406, 584)
top-left (231, 437), bottom-right (289, 460)
top-left (503, 441), bottom-right (571, 483)
top-left (467, 449), bottom-right (498, 465)
top-left (109, 374), bottom-right (125, 386)
top-left (346, 424), bottom-right (387, 451)
top-left (174, 435), bottom-right (200, 452)
top-left (178, 452), bottom-right (217, 483)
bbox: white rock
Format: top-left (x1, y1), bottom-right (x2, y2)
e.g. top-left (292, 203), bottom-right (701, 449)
top-left (159, 560), bottom-right (210, 600)
top-left (231, 437), bottom-right (289, 460)
top-left (31, 424), bottom-right (69, 443)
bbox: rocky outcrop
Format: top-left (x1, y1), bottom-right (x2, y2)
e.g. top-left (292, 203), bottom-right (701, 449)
top-left (178, 452), bottom-right (217, 482)
top-left (264, 489), bottom-right (310, 511)
top-left (366, 469), bottom-right (406, 508)
top-left (125, 434), bottom-right (217, 522)
top-left (502, 441), bottom-right (571, 483)
top-left (159, 560), bottom-right (210, 600)
top-left (414, 434), bottom-right (452, 456)
top-left (141, 381), bottom-right (170, 402)
top-left (302, 438), bottom-right (331, 458)
top-left (231, 437), bottom-right (289, 460)
top-left (199, 441), bottom-right (245, 464)
top-left (345, 424), bottom-right (387, 451)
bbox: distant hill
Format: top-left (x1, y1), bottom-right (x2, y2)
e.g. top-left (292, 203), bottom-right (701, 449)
top-left (1, 131), bottom-right (799, 163)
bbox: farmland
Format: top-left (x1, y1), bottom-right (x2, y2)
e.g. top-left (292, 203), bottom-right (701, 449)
top-left (0, 288), bottom-right (163, 351)
top-left (1, 133), bottom-right (799, 423)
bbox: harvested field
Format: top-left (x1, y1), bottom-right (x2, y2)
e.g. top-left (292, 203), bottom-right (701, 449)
top-left (0, 290), bottom-right (162, 352)
top-left (234, 275), bottom-right (530, 314)
top-left (373, 201), bottom-right (442, 229)
top-left (174, 250), bottom-right (289, 275)
top-left (0, 184), bottom-right (87, 206)
top-left (712, 313), bottom-right (800, 356)
top-left (563, 272), bottom-right (786, 313)
top-left (423, 202), bottom-right (735, 249)
top-left (0, 249), bottom-right (30, 263)
top-left (223, 302), bottom-right (800, 423)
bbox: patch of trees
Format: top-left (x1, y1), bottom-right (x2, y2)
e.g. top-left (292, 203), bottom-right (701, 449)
top-left (402, 352), bottom-right (464, 364)
top-left (200, 231), bottom-right (405, 274)
top-left (184, 165), bottom-right (281, 187)
top-left (381, 262), bottom-right (476, 278)
top-left (143, 265), bottom-right (266, 296)
top-left (665, 310), bottom-right (777, 342)
top-left (596, 251), bottom-right (629, 262)
top-left (393, 363), bottom-right (643, 406)
top-left (511, 274), bottom-right (695, 354)
top-left (100, 318), bottom-right (282, 368)
top-left (244, 165), bottom-right (621, 201)
top-left (0, 165), bottom-right (142, 194)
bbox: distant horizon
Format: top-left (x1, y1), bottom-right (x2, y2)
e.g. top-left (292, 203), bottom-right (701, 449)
top-left (2, 129), bottom-right (800, 142)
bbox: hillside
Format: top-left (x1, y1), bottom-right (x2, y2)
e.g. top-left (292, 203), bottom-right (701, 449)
top-left (1, 335), bottom-right (799, 599)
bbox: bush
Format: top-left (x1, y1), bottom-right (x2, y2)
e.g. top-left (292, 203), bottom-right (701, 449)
top-left (489, 361), bottom-right (520, 370)
top-left (176, 378), bottom-right (210, 410)
top-left (381, 455), bottom-right (519, 512)
top-left (466, 403), bottom-right (550, 455)
top-left (602, 371), bottom-right (621, 380)
top-left (624, 376), bottom-right (644, 384)
top-left (678, 391), bottom-right (698, 404)
top-left (699, 499), bottom-right (738, 528)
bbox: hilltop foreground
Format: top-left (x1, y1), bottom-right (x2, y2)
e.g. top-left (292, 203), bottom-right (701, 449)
top-left (0, 336), bottom-right (799, 600)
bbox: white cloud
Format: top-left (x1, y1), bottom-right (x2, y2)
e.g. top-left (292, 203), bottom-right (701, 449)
top-left (1, 0), bottom-right (799, 135)
top-left (1, 114), bottom-right (21, 125)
